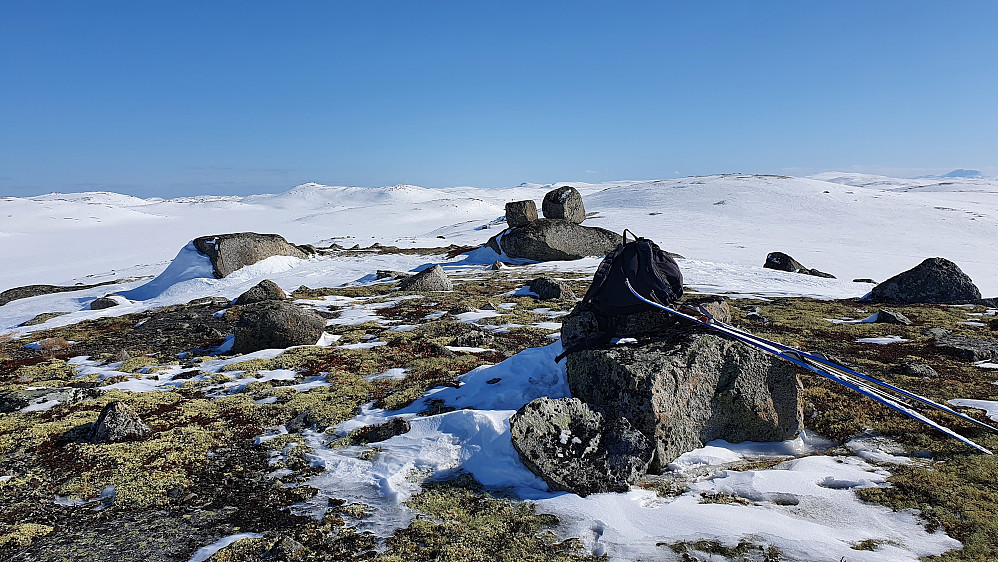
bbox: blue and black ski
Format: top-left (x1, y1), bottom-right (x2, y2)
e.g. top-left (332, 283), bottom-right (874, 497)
top-left (624, 279), bottom-right (995, 454)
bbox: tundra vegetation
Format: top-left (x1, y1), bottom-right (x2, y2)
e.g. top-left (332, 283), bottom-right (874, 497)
top-left (1, 269), bottom-right (996, 560)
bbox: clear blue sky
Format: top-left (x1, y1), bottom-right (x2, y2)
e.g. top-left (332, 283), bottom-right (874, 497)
top-left (2, 1), bottom-right (996, 197)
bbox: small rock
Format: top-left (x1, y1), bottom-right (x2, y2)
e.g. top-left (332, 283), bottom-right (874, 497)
top-left (0, 387), bottom-right (82, 414)
top-left (233, 279), bottom-right (287, 306)
top-left (90, 296), bottom-right (120, 310)
top-left (528, 277), bottom-right (577, 301)
top-left (481, 302), bottom-right (499, 311)
top-left (269, 536), bottom-right (307, 561)
top-left (187, 296), bottom-right (232, 307)
top-left (88, 402), bottom-right (151, 443)
top-left (398, 264), bottom-right (453, 292)
top-left (990, 318), bottom-right (998, 331)
top-left (853, 278), bottom-right (878, 284)
top-left (428, 342), bottom-right (457, 358)
top-left (376, 270), bottom-right (410, 280)
top-left (491, 261), bottom-right (507, 271)
top-left (896, 363), bottom-right (939, 378)
top-left (286, 409), bottom-right (323, 433)
top-left (486, 219), bottom-right (622, 262)
top-left (452, 329), bottom-right (495, 348)
top-left (875, 309), bottom-right (912, 325)
top-left (923, 327), bottom-right (951, 339)
top-left (541, 186), bottom-right (586, 224)
top-left (448, 305), bottom-right (474, 315)
top-left (505, 200), bottom-right (539, 227)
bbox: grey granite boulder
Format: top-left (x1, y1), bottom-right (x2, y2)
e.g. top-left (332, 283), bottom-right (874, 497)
top-left (542, 186), bottom-right (586, 224)
top-left (233, 301), bottom-right (326, 353)
top-left (932, 333), bottom-right (998, 362)
top-left (88, 401), bottom-right (151, 443)
top-left (509, 397), bottom-right (653, 496)
top-left (193, 232), bottom-right (312, 278)
top-left (866, 257), bottom-right (981, 304)
top-left (764, 252), bottom-right (835, 278)
top-left (564, 315), bottom-right (802, 468)
top-left (233, 279), bottom-right (287, 306)
top-left (398, 264), bottom-right (453, 292)
top-left (895, 363), bottom-right (939, 379)
top-left (486, 219), bottom-right (621, 261)
top-left (505, 200), bottom-right (539, 227)
top-left (528, 277), bottom-right (576, 301)
top-left (875, 309), bottom-right (912, 325)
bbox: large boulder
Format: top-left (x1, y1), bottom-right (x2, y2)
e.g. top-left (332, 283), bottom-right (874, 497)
top-left (486, 219), bottom-right (621, 261)
top-left (509, 397), bottom-right (653, 496)
top-left (932, 333), bottom-right (998, 362)
top-left (563, 309), bottom-right (802, 468)
top-left (233, 279), bottom-right (287, 306)
top-left (542, 186), bottom-right (586, 224)
top-left (505, 200), bottom-right (538, 227)
top-left (88, 402), bottom-right (151, 443)
top-left (233, 301), bottom-right (326, 353)
top-left (764, 252), bottom-right (835, 278)
top-left (866, 257), bottom-right (982, 304)
top-left (398, 264), bottom-right (453, 292)
top-left (193, 233), bottom-right (314, 278)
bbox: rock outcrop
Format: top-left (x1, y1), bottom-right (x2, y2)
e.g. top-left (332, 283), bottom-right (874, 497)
top-left (193, 232), bottom-right (315, 278)
top-left (562, 305), bottom-right (802, 468)
top-left (541, 186), bottom-right (586, 224)
top-left (866, 257), bottom-right (982, 304)
top-left (398, 264), bottom-right (453, 292)
top-left (90, 296), bottom-right (120, 310)
top-left (486, 219), bottom-right (621, 261)
top-left (233, 301), bottom-right (326, 353)
top-left (933, 333), bottom-right (998, 362)
top-left (233, 279), bottom-right (287, 306)
top-left (509, 397), bottom-right (653, 496)
top-left (88, 401), bottom-right (151, 443)
top-left (875, 309), bottom-right (912, 325)
top-left (505, 200), bottom-right (538, 227)
top-left (764, 252), bottom-right (835, 278)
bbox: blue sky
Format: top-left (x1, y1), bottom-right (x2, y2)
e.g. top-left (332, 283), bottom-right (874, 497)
top-left (1, 1), bottom-right (996, 197)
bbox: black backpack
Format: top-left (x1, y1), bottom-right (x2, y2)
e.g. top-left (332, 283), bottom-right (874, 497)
top-left (554, 230), bottom-right (683, 362)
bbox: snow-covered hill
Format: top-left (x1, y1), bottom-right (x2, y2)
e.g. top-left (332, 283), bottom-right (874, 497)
top-left (2, 173), bottom-right (996, 298)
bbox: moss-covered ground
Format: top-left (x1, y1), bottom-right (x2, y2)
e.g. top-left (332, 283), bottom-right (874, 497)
top-left (1, 269), bottom-right (997, 560)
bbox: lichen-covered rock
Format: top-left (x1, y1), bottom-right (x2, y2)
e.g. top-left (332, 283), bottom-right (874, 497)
top-left (193, 232), bottom-right (311, 278)
top-left (233, 301), bottom-right (326, 354)
top-left (565, 325), bottom-right (802, 468)
top-left (541, 186), bottom-right (586, 224)
top-left (505, 200), bottom-right (538, 227)
top-left (875, 309), bottom-right (912, 325)
top-left (485, 219), bottom-right (621, 262)
top-left (398, 264), bottom-right (453, 292)
top-left (90, 296), bottom-right (120, 310)
top-left (895, 363), bottom-right (939, 379)
top-left (88, 401), bottom-right (151, 443)
top-left (764, 252), bottom-right (835, 278)
top-left (233, 279), bottom-right (287, 306)
top-left (866, 257), bottom-right (981, 304)
top-left (509, 397), bottom-right (653, 496)
top-left (528, 277), bottom-right (576, 301)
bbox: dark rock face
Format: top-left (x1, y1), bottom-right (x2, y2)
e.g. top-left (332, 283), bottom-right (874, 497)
top-left (875, 309), bottom-right (912, 325)
top-left (853, 278), bottom-right (878, 284)
top-left (564, 320), bottom-right (802, 468)
top-left (356, 418), bottom-right (412, 444)
top-left (505, 200), bottom-right (538, 227)
top-left (90, 296), bottom-right (120, 310)
top-left (541, 186), bottom-right (586, 224)
top-left (867, 257), bottom-right (981, 304)
top-left (88, 402), bottom-right (151, 443)
top-left (528, 277), bottom-right (576, 301)
top-left (193, 233), bottom-right (311, 278)
top-left (764, 252), bottom-right (835, 278)
top-left (991, 318), bottom-right (998, 331)
top-left (233, 301), bottom-right (326, 354)
top-left (0, 387), bottom-right (83, 414)
top-left (233, 280), bottom-right (287, 306)
top-left (933, 334), bottom-right (998, 362)
top-left (486, 219), bottom-right (621, 262)
top-left (397, 264), bottom-right (453, 292)
top-left (509, 397), bottom-right (653, 496)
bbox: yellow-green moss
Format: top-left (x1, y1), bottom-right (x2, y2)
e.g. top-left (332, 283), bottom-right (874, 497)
top-left (0, 523), bottom-right (54, 549)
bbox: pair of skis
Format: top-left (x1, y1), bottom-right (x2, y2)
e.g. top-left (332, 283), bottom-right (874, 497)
top-left (624, 279), bottom-right (996, 454)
